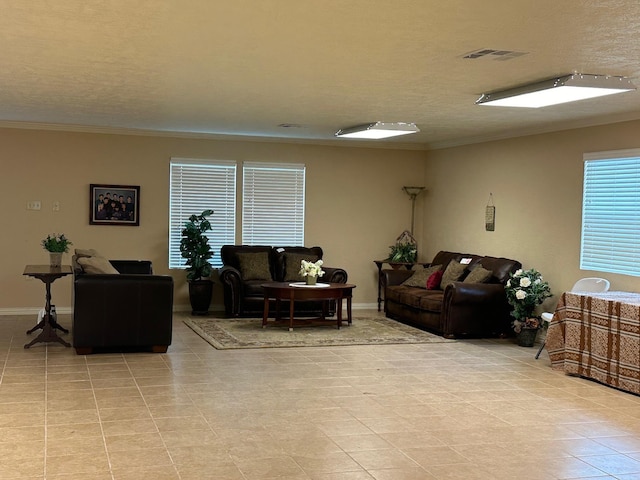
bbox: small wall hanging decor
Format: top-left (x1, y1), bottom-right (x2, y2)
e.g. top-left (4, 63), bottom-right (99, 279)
top-left (90, 184), bottom-right (140, 226)
top-left (485, 193), bottom-right (495, 231)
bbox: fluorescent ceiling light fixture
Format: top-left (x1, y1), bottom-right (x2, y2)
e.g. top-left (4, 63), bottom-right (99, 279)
top-left (476, 74), bottom-right (636, 108)
top-left (335, 122), bottom-right (420, 139)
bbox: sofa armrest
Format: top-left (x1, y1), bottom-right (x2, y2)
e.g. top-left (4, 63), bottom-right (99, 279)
top-left (219, 265), bottom-right (244, 316)
top-left (109, 260), bottom-right (154, 274)
top-left (441, 282), bottom-right (511, 337)
top-left (323, 267), bottom-right (348, 284)
top-left (74, 273), bottom-right (173, 299)
top-left (382, 269), bottom-right (413, 287)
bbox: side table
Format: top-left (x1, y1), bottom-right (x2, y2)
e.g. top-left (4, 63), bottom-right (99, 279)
top-left (373, 260), bottom-right (428, 311)
top-left (23, 265), bottom-right (73, 349)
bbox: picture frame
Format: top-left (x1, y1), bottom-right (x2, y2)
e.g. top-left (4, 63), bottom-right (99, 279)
top-left (90, 184), bottom-right (140, 226)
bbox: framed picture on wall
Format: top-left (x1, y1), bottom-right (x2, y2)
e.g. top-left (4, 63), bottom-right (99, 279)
top-left (90, 184), bottom-right (140, 226)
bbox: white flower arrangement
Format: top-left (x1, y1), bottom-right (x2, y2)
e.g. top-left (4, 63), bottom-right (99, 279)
top-left (505, 268), bottom-right (552, 332)
top-left (299, 259), bottom-right (325, 278)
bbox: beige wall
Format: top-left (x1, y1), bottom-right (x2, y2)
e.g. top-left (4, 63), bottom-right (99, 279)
top-left (6, 118), bottom-right (640, 315)
top-left (422, 119), bottom-right (640, 310)
top-left (0, 127), bottom-right (426, 312)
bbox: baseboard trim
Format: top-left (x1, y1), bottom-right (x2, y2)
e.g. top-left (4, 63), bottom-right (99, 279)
top-left (1, 302), bottom-right (379, 317)
top-left (0, 307), bottom-right (72, 316)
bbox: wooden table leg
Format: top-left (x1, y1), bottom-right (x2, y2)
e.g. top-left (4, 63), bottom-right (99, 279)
top-left (337, 298), bottom-right (343, 329)
top-left (347, 295), bottom-right (353, 326)
top-left (289, 290), bottom-right (295, 331)
top-left (262, 294), bottom-right (269, 328)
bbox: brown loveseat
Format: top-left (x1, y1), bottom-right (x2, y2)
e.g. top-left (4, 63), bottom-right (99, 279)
top-left (72, 253), bottom-right (174, 354)
top-left (384, 250), bottom-right (521, 338)
top-left (219, 245), bottom-right (348, 317)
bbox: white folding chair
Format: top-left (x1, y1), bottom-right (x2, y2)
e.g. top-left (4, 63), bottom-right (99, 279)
top-left (535, 277), bottom-right (610, 359)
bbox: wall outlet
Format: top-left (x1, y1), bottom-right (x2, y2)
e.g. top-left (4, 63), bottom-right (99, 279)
top-left (53, 201), bottom-right (60, 211)
top-left (26, 201), bottom-right (41, 210)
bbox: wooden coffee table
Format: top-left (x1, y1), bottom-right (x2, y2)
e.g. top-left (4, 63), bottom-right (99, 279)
top-left (261, 282), bottom-right (356, 331)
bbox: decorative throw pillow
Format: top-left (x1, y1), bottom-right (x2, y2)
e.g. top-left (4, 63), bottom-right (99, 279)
top-left (237, 252), bottom-right (272, 281)
top-left (74, 248), bottom-right (100, 258)
top-left (401, 265), bottom-right (442, 288)
top-left (284, 252), bottom-right (319, 281)
top-left (439, 260), bottom-right (467, 289)
top-left (463, 265), bottom-right (493, 283)
top-left (426, 269), bottom-right (444, 290)
top-left (77, 256), bottom-right (119, 274)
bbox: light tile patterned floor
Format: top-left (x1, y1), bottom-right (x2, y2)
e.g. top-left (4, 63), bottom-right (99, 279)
top-left (1, 311), bottom-right (640, 479)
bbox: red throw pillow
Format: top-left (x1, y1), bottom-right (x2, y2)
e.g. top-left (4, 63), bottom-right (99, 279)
top-left (426, 270), bottom-right (444, 290)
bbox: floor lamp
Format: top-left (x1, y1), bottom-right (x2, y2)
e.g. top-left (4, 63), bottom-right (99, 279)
top-left (402, 186), bottom-right (425, 234)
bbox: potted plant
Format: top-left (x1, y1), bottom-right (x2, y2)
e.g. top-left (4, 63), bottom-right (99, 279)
top-left (180, 209), bottom-right (214, 315)
top-left (299, 259), bottom-right (325, 285)
top-left (387, 241), bottom-right (417, 265)
top-left (41, 233), bottom-right (73, 268)
top-left (505, 268), bottom-right (552, 347)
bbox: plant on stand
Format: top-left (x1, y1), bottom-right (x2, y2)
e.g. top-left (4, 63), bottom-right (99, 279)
top-left (387, 242), bottom-right (417, 263)
top-left (299, 259), bottom-right (324, 285)
top-left (505, 268), bottom-right (552, 347)
top-left (386, 230), bottom-right (417, 267)
top-left (41, 233), bottom-right (73, 268)
top-left (180, 209), bottom-right (214, 315)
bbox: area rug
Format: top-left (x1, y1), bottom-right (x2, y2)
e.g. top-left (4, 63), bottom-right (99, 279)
top-left (182, 314), bottom-right (454, 350)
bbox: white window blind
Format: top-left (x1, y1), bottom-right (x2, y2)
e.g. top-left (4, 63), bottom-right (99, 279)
top-left (581, 150), bottom-right (640, 277)
top-left (169, 159), bottom-right (236, 269)
top-left (242, 162), bottom-right (305, 246)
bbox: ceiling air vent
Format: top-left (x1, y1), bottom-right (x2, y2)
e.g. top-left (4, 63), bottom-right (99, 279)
top-left (462, 49), bottom-right (528, 61)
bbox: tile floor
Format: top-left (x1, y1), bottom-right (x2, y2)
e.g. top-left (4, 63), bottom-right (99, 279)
top-left (1, 311), bottom-right (640, 479)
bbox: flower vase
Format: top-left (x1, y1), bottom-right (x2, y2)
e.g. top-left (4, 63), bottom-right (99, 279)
top-left (49, 252), bottom-right (62, 268)
top-left (517, 327), bottom-right (538, 347)
top-left (306, 275), bottom-right (317, 286)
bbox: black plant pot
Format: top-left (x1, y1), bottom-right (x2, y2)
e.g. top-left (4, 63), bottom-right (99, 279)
top-left (189, 279), bottom-right (214, 315)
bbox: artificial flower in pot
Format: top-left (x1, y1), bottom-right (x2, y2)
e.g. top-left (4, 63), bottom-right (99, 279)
top-left (299, 259), bottom-right (325, 285)
top-left (505, 268), bottom-right (552, 347)
top-left (41, 233), bottom-right (73, 268)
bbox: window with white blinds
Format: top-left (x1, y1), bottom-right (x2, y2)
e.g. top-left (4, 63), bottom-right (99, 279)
top-left (581, 150), bottom-right (640, 277)
top-left (169, 159), bottom-right (236, 269)
top-left (242, 162), bottom-right (305, 246)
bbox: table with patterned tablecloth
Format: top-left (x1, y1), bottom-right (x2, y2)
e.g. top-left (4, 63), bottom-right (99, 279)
top-left (546, 291), bottom-right (640, 395)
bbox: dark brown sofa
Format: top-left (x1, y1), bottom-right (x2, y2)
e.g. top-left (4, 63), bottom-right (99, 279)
top-left (384, 250), bottom-right (521, 338)
top-left (72, 257), bottom-right (174, 354)
top-left (219, 245), bottom-right (348, 317)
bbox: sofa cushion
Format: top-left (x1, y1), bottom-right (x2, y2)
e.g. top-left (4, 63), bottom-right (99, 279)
top-left (284, 252), bottom-right (319, 282)
top-left (401, 265), bottom-right (442, 288)
top-left (463, 264), bottom-right (493, 283)
top-left (75, 248), bottom-right (101, 258)
top-left (427, 269), bottom-right (444, 289)
top-left (237, 252), bottom-right (272, 281)
top-left (77, 256), bottom-right (120, 274)
top-left (386, 285), bottom-right (443, 312)
top-left (440, 260), bottom-right (467, 289)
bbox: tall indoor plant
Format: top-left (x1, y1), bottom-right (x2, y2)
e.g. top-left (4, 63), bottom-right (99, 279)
top-left (180, 209), bottom-right (214, 315)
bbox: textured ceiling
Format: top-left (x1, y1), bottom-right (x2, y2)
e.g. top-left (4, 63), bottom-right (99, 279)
top-left (1, 1), bottom-right (640, 150)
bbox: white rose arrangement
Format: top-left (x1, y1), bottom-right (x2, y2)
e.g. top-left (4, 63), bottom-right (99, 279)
top-left (299, 259), bottom-right (325, 278)
top-left (505, 268), bottom-right (552, 332)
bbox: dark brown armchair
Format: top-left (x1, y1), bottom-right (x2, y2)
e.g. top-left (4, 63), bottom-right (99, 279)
top-left (72, 258), bottom-right (174, 354)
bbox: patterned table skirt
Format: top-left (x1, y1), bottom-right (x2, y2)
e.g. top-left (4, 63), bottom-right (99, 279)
top-left (546, 291), bottom-right (640, 395)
